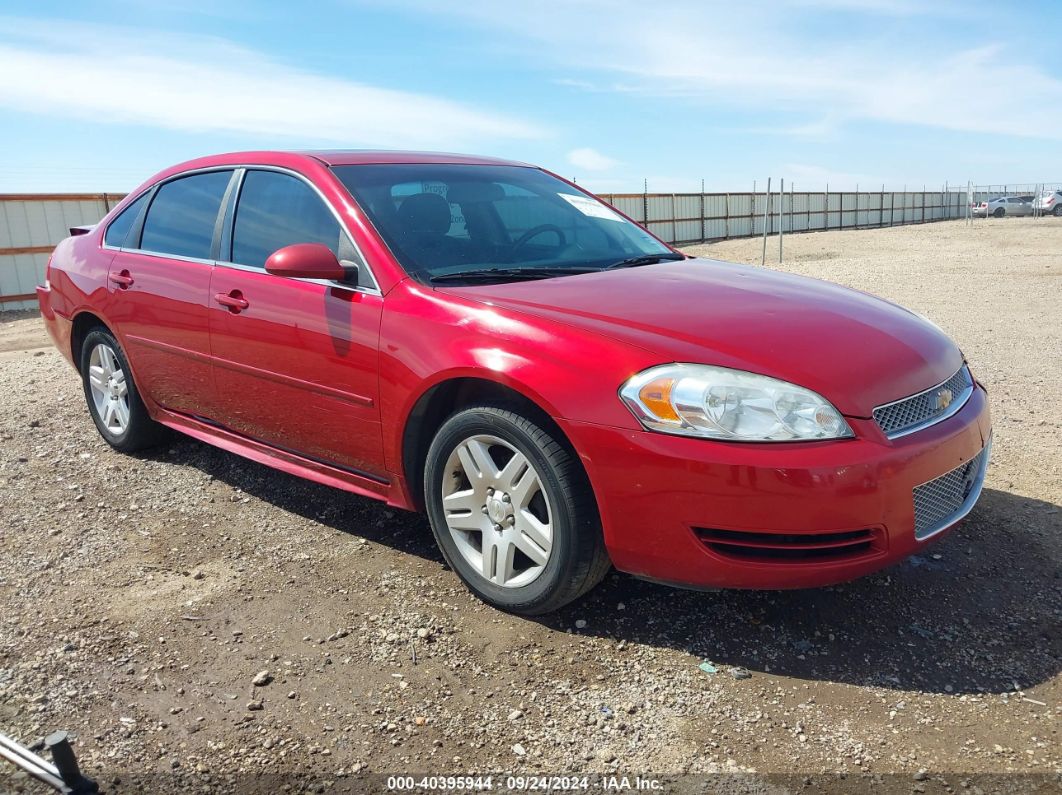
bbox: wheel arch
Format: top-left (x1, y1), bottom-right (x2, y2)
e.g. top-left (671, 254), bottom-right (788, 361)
top-left (70, 310), bottom-right (115, 372)
top-left (400, 375), bottom-right (576, 512)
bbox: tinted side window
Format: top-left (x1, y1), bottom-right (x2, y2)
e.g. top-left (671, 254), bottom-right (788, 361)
top-left (103, 193), bottom-right (148, 248)
top-left (232, 171), bottom-right (344, 269)
top-left (140, 171), bottom-right (232, 259)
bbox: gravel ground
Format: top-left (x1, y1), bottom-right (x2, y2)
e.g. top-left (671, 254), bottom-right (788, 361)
top-left (1, 218), bottom-right (1059, 793)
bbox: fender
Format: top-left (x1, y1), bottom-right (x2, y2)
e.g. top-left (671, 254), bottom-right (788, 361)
top-left (377, 279), bottom-right (662, 484)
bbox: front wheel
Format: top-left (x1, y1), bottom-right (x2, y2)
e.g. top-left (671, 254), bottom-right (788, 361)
top-left (424, 405), bottom-right (610, 614)
top-left (80, 328), bottom-right (167, 452)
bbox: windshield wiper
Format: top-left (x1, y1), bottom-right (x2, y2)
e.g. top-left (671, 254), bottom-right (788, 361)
top-left (429, 266), bottom-right (598, 284)
top-left (604, 253), bottom-right (685, 270)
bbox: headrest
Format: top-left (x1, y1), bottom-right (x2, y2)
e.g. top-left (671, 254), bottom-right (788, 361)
top-left (398, 192), bottom-right (451, 234)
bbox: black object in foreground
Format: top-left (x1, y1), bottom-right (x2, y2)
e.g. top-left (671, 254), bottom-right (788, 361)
top-left (0, 729), bottom-right (98, 794)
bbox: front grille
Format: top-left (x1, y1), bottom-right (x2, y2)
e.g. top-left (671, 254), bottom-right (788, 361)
top-left (873, 366), bottom-right (974, 439)
top-left (912, 442), bottom-right (990, 540)
top-left (694, 527), bottom-right (881, 562)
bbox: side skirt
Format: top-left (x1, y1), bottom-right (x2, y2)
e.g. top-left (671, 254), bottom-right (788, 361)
top-left (153, 407), bottom-right (399, 505)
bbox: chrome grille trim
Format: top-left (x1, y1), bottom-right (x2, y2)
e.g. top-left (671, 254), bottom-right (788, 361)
top-left (912, 440), bottom-right (991, 541)
top-left (873, 366), bottom-right (974, 439)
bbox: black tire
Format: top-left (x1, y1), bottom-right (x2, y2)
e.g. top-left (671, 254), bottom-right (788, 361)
top-left (1054, 205), bottom-right (1062, 217)
top-left (992, 207), bottom-right (1005, 218)
top-left (424, 405), bottom-right (610, 614)
top-left (80, 328), bottom-right (168, 452)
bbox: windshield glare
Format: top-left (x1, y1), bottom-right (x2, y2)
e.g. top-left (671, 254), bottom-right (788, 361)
top-left (331, 164), bottom-right (673, 281)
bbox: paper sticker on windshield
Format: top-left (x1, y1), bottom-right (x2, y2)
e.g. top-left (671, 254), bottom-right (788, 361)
top-left (558, 193), bottom-right (623, 221)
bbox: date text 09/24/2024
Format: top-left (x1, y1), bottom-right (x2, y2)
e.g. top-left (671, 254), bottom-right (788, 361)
top-left (385, 775), bottom-right (663, 791)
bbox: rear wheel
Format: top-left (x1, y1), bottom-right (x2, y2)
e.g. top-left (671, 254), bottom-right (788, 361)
top-left (80, 328), bottom-right (167, 452)
top-left (992, 207), bottom-right (1005, 218)
top-left (424, 405), bottom-right (610, 614)
top-left (1054, 205), bottom-right (1062, 217)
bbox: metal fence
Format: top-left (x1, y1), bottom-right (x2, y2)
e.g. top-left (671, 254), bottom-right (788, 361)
top-left (965, 183), bottom-right (1062, 218)
top-left (0, 184), bottom-right (1052, 311)
top-left (597, 187), bottom-right (969, 247)
top-left (0, 193), bottom-right (123, 312)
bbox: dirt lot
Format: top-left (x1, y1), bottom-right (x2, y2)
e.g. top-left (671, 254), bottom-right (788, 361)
top-left (1, 218), bottom-right (1060, 793)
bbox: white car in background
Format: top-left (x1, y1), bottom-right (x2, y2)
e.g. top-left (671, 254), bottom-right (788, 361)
top-left (971, 196), bottom-right (1033, 218)
top-left (1038, 190), bottom-right (1062, 216)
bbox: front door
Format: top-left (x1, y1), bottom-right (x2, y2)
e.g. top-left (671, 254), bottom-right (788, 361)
top-left (207, 168), bottom-right (386, 479)
top-left (106, 169), bottom-right (235, 418)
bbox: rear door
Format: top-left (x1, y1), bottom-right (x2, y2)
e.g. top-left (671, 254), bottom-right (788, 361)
top-left (207, 168), bottom-right (386, 479)
top-left (106, 169), bottom-right (235, 418)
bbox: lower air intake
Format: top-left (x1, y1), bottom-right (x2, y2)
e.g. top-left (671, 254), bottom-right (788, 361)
top-left (694, 527), bottom-right (881, 562)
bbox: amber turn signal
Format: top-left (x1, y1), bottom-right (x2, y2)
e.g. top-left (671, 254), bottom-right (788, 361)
top-left (637, 376), bottom-right (681, 422)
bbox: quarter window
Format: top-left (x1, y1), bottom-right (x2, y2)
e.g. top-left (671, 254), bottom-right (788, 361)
top-left (104, 193), bottom-right (148, 248)
top-left (231, 170), bottom-right (347, 269)
top-left (140, 170), bottom-right (233, 260)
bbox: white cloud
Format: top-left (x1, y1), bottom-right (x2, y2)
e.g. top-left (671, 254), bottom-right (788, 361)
top-left (0, 17), bottom-right (544, 148)
top-left (379, 0), bottom-right (1062, 139)
top-left (567, 147), bottom-right (619, 171)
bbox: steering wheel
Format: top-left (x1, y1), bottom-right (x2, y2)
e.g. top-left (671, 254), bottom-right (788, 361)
top-left (511, 224), bottom-right (567, 256)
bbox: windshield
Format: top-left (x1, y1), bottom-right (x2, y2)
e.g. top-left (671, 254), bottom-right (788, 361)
top-left (331, 164), bottom-right (675, 282)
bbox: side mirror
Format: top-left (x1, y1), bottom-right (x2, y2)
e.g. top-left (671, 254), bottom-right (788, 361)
top-left (265, 243), bottom-right (349, 281)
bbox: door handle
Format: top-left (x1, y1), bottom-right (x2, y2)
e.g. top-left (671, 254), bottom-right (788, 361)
top-left (214, 291), bottom-right (249, 312)
top-left (109, 270), bottom-right (134, 289)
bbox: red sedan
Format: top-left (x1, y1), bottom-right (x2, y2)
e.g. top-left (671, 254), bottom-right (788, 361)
top-left (37, 151), bottom-right (992, 614)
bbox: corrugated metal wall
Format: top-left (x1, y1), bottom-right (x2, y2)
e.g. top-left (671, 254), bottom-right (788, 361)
top-left (0, 194), bottom-right (122, 312)
top-left (596, 189), bottom-right (968, 247)
top-left (0, 189), bottom-right (970, 311)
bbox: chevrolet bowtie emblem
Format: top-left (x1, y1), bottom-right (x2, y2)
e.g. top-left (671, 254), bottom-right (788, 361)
top-left (935, 388), bottom-right (954, 411)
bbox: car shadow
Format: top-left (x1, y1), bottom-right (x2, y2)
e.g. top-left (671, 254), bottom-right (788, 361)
top-left (151, 438), bottom-right (1060, 695)
top-left (550, 486), bottom-right (1062, 696)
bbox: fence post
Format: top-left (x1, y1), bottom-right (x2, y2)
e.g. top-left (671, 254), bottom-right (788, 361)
top-left (879, 184), bottom-right (885, 227)
top-left (761, 178), bottom-right (771, 266)
top-left (724, 192), bottom-right (730, 240)
top-left (921, 185), bottom-right (926, 224)
top-left (753, 181), bottom-right (759, 239)
top-left (825, 183), bottom-right (830, 230)
top-left (700, 179), bottom-right (706, 243)
top-left (778, 178), bottom-right (784, 264)
top-left (670, 193), bottom-right (677, 244)
top-left (642, 178), bottom-right (648, 230)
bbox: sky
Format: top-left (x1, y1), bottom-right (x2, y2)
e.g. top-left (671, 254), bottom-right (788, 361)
top-left (0, 0), bottom-right (1060, 193)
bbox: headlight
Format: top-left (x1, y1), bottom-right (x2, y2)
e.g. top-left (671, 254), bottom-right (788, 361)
top-left (619, 364), bottom-right (853, 441)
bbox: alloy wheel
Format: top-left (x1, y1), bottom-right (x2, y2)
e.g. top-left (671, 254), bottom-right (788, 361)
top-left (87, 343), bottom-right (130, 435)
top-left (440, 434), bottom-right (553, 588)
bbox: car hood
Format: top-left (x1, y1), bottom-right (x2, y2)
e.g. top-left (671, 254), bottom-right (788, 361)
top-left (440, 258), bottom-right (964, 418)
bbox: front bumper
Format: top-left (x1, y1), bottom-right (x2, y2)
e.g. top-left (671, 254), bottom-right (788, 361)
top-left (561, 384), bottom-right (992, 589)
